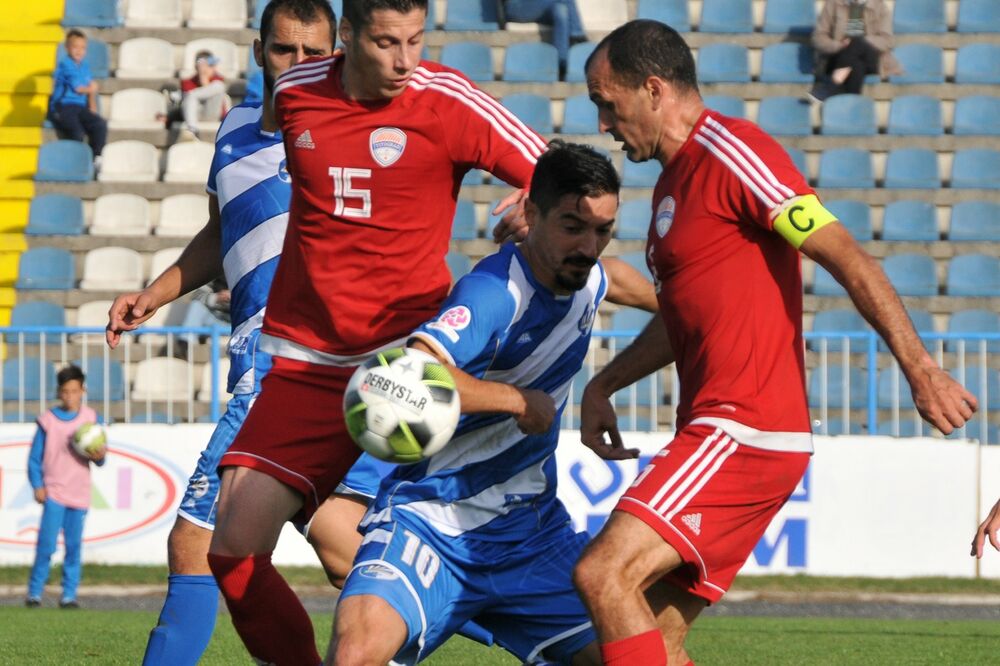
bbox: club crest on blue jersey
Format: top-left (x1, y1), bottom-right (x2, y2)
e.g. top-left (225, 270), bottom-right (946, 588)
top-left (277, 158), bottom-right (291, 183)
top-left (656, 196), bottom-right (676, 237)
top-left (369, 127), bottom-right (407, 167)
top-left (578, 301), bottom-right (596, 335)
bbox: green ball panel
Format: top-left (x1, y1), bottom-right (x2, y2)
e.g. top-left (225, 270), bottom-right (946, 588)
top-left (388, 421), bottom-right (424, 458)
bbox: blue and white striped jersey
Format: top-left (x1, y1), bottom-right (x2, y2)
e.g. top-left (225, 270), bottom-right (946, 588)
top-left (206, 104), bottom-right (289, 395)
top-left (370, 243), bottom-right (608, 542)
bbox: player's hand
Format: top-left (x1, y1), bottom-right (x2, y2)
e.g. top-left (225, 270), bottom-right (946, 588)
top-left (972, 497), bottom-right (1000, 558)
top-left (491, 189), bottom-right (529, 244)
top-left (33, 487), bottom-right (46, 504)
top-left (87, 446), bottom-right (107, 463)
top-left (106, 291), bottom-right (159, 349)
top-left (907, 365), bottom-right (978, 435)
top-left (515, 388), bottom-right (555, 434)
top-left (579, 381), bottom-right (639, 460)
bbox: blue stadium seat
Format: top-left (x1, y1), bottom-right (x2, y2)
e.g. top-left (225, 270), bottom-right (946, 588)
top-left (35, 140), bottom-right (94, 182)
top-left (821, 94), bottom-right (876, 136)
top-left (616, 200), bottom-right (651, 240)
top-left (439, 42), bottom-right (492, 82)
top-left (884, 148), bottom-right (939, 189)
top-left (2, 358), bottom-right (57, 401)
top-left (889, 44), bottom-right (944, 84)
top-left (960, 367), bottom-right (1000, 410)
top-left (622, 160), bottom-right (662, 188)
top-left (878, 308), bottom-right (934, 352)
top-left (56, 39), bottom-right (110, 79)
top-left (612, 308), bottom-right (654, 334)
top-left (461, 169), bottom-right (484, 186)
top-left (893, 0), bottom-right (946, 33)
top-left (244, 70), bottom-right (264, 106)
top-left (808, 365), bottom-right (867, 409)
top-left (809, 309), bottom-right (867, 352)
top-left (953, 96), bottom-right (1000, 135)
top-left (16, 248), bottom-right (75, 290)
top-left (951, 149), bottom-right (1000, 189)
top-left (757, 97), bottom-right (812, 136)
top-left (876, 420), bottom-right (932, 438)
top-left (699, 0), bottom-right (753, 33)
top-left (763, 0), bottom-right (815, 34)
top-left (883, 254), bottom-right (938, 296)
top-left (697, 44), bottom-right (750, 83)
top-left (702, 95), bottom-right (745, 118)
top-left (947, 309), bottom-right (1000, 353)
top-left (958, 0), bottom-right (1000, 33)
top-left (759, 42), bottom-right (814, 83)
top-left (617, 251), bottom-right (648, 275)
top-left (504, 42), bottom-right (558, 82)
top-left (445, 251), bottom-right (472, 280)
top-left (887, 95), bottom-right (942, 136)
top-left (825, 199), bottom-right (873, 240)
top-left (77, 359), bottom-right (126, 402)
top-left (444, 0), bottom-right (499, 30)
top-left (949, 201), bottom-right (1000, 241)
top-left (637, 0), bottom-right (690, 31)
top-left (26, 194), bottom-right (84, 236)
top-left (451, 200), bottom-right (477, 240)
top-left (564, 42), bottom-right (597, 83)
top-left (7, 302), bottom-right (65, 343)
top-left (561, 95), bottom-right (597, 134)
top-left (956, 44), bottom-right (1000, 84)
top-left (787, 147), bottom-right (808, 179)
top-left (812, 265), bottom-right (846, 296)
top-left (501, 94), bottom-right (553, 134)
top-left (947, 254), bottom-right (1000, 296)
top-left (881, 200), bottom-right (938, 241)
top-left (253, 0), bottom-right (352, 30)
top-left (62, 0), bottom-right (121, 27)
top-left (877, 368), bottom-right (917, 409)
top-left (818, 148), bottom-right (873, 188)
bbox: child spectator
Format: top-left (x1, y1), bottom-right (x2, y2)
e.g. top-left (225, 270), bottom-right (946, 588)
top-left (48, 29), bottom-right (107, 170)
top-left (25, 365), bottom-right (105, 609)
top-left (810, 0), bottom-right (901, 101)
top-left (499, 0), bottom-right (587, 80)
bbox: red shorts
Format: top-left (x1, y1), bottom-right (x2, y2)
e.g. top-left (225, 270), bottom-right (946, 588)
top-left (616, 424), bottom-right (809, 603)
top-left (219, 356), bottom-right (361, 521)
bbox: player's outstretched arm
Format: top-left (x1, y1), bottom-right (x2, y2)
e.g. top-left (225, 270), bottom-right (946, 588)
top-left (799, 222), bottom-right (977, 433)
top-left (602, 257), bottom-right (659, 312)
top-left (106, 195), bottom-right (225, 349)
top-left (973, 497), bottom-right (1000, 558)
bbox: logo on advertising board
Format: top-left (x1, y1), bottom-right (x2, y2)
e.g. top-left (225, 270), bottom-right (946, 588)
top-left (369, 127), bottom-right (407, 167)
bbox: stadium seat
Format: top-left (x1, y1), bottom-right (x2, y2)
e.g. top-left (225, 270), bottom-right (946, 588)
top-left (949, 201), bottom-right (1000, 241)
top-left (56, 39), bottom-right (110, 79)
top-left (759, 43), bottom-right (815, 83)
top-left (77, 359), bottom-right (126, 403)
top-left (881, 200), bottom-right (938, 241)
top-left (808, 365), bottom-right (867, 409)
top-left (504, 43), bottom-right (558, 82)
top-left (611, 308), bottom-right (654, 334)
top-left (157, 194), bottom-right (209, 237)
top-left (825, 200), bottom-right (873, 241)
top-left (444, 0), bottom-right (499, 30)
top-left (446, 251), bottom-right (472, 281)
top-left (887, 95), bottom-right (943, 136)
top-left (108, 89), bottom-right (167, 130)
top-left (451, 200), bottom-right (477, 240)
top-left (35, 140), bottom-right (93, 182)
top-left (955, 44), bottom-right (1000, 84)
top-left (811, 265), bottom-right (846, 296)
top-left (786, 148), bottom-right (808, 179)
top-left (134, 300), bottom-right (188, 345)
top-left (26, 194), bottom-right (84, 236)
top-left (947, 309), bottom-right (1000, 354)
top-left (957, 0), bottom-right (1000, 33)
top-left (7, 302), bottom-right (65, 343)
top-left (953, 96), bottom-right (1000, 135)
top-left (960, 367), bottom-right (1000, 410)
top-left (125, 0), bottom-right (181, 27)
top-left (188, 0), bottom-right (247, 29)
top-left (883, 254), bottom-right (938, 296)
top-left (577, 0), bottom-right (628, 31)
top-left (637, 0), bottom-right (689, 31)
top-left (889, 44), bottom-right (944, 84)
top-left (149, 248), bottom-right (185, 286)
top-left (809, 309), bottom-right (867, 353)
top-left (98, 140), bottom-right (159, 183)
top-left (90, 193), bottom-right (152, 237)
top-left (80, 247), bottom-right (143, 291)
top-left (820, 94), bottom-right (876, 136)
top-left (951, 149), bottom-right (1000, 189)
top-left (164, 142), bottom-right (215, 184)
top-left (893, 0), bottom-right (946, 33)
top-left (561, 95), bottom-right (598, 133)
top-left (73, 299), bottom-right (113, 330)
top-left (440, 42), bottom-right (492, 82)
top-left (617, 251), bottom-right (648, 275)
top-left (197, 357), bottom-right (230, 403)
top-left (762, 0), bottom-right (815, 34)
top-left (62, 0), bottom-right (121, 27)
top-left (132, 357), bottom-right (194, 402)
top-left (883, 148), bottom-right (939, 189)
top-left (757, 97), bottom-right (812, 136)
top-left (877, 368), bottom-right (917, 409)
top-left (699, 0), bottom-right (752, 33)
top-left (702, 95), bottom-right (745, 118)
top-left (697, 44), bottom-right (750, 83)
top-left (16, 248), bottom-right (75, 290)
top-left (818, 148), bottom-right (873, 188)
top-left (564, 41), bottom-right (597, 84)
top-left (116, 38), bottom-right (175, 80)
top-left (461, 170), bottom-right (484, 186)
top-left (947, 254), bottom-right (1000, 297)
top-left (616, 200), bottom-right (651, 240)
top-left (622, 160), bottom-right (662, 188)
top-left (181, 39), bottom-right (240, 80)
top-left (1, 358), bottom-right (57, 401)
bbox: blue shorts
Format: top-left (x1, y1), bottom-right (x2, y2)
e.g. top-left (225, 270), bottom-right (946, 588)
top-left (339, 511), bottom-right (595, 665)
top-left (336, 453), bottom-right (396, 500)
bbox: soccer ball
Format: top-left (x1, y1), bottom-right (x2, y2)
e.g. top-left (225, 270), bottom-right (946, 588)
top-left (344, 347), bottom-right (461, 464)
top-left (72, 423), bottom-right (107, 458)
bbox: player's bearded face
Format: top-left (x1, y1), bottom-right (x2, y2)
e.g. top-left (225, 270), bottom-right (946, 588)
top-left (531, 193), bottom-right (617, 293)
top-left (258, 15), bottom-right (336, 94)
top-left (342, 9), bottom-right (425, 99)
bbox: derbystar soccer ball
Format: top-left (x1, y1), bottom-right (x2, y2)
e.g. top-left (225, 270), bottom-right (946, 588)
top-left (344, 347), bottom-right (461, 464)
top-left (72, 423), bottom-right (107, 458)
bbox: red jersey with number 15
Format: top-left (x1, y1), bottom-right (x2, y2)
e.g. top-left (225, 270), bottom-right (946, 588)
top-left (265, 56), bottom-right (544, 360)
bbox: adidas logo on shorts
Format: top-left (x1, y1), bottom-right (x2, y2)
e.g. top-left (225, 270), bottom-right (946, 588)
top-left (681, 512), bottom-right (702, 536)
top-left (294, 130), bottom-right (315, 150)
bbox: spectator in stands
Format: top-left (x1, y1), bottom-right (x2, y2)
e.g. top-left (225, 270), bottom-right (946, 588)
top-left (499, 0), bottom-right (587, 80)
top-left (48, 29), bottom-right (107, 171)
top-left (809, 0), bottom-right (901, 102)
top-left (168, 50), bottom-right (228, 141)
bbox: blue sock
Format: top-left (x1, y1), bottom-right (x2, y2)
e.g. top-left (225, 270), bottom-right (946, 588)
top-left (142, 574), bottom-right (219, 666)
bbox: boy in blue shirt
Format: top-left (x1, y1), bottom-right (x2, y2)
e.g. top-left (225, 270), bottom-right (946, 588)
top-left (48, 29), bottom-right (107, 170)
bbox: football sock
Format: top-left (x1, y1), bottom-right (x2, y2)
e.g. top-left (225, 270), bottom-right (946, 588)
top-left (208, 552), bottom-right (321, 666)
top-left (600, 629), bottom-right (668, 666)
top-left (142, 574), bottom-right (219, 666)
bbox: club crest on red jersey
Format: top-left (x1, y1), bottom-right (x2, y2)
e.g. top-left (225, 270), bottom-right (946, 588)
top-left (655, 196), bottom-right (676, 237)
top-left (369, 127), bottom-right (407, 167)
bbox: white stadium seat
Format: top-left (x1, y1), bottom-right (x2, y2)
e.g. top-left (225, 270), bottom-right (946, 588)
top-left (80, 247), bottom-right (144, 291)
top-left (197, 357), bottom-right (231, 403)
top-left (73, 300), bottom-right (114, 328)
top-left (116, 37), bottom-right (175, 80)
top-left (135, 300), bottom-right (188, 345)
top-left (132, 357), bottom-right (194, 402)
top-left (156, 194), bottom-right (209, 237)
top-left (90, 193), bottom-right (152, 237)
top-left (181, 38), bottom-right (240, 80)
top-left (125, 0), bottom-right (182, 28)
top-left (109, 88), bottom-right (167, 130)
top-left (148, 248), bottom-right (185, 286)
top-left (188, 0), bottom-right (248, 29)
top-left (97, 140), bottom-right (159, 183)
top-left (163, 141), bottom-right (215, 184)
top-left (578, 0), bottom-right (628, 31)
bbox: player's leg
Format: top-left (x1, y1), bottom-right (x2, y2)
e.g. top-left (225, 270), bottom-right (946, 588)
top-left (59, 506), bottom-right (87, 606)
top-left (329, 594), bottom-right (409, 665)
top-left (304, 494), bottom-right (366, 588)
top-left (26, 498), bottom-right (65, 603)
top-left (644, 578), bottom-right (708, 666)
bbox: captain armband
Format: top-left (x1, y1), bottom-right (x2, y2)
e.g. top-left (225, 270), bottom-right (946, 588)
top-left (772, 194), bottom-right (838, 249)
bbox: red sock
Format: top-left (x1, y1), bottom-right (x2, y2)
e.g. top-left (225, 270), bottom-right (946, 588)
top-left (600, 629), bottom-right (667, 666)
top-left (208, 552), bottom-right (320, 666)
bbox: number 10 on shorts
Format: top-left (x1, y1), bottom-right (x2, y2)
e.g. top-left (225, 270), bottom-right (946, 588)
top-left (401, 530), bottom-right (440, 589)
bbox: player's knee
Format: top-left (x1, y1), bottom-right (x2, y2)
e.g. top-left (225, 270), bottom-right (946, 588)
top-left (573, 544), bottom-right (626, 605)
top-left (331, 634), bottom-right (386, 666)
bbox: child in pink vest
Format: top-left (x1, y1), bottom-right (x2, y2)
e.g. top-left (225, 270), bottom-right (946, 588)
top-left (26, 364), bottom-right (105, 608)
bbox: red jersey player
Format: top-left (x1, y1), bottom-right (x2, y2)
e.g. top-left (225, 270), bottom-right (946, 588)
top-left (573, 20), bottom-right (978, 666)
top-left (205, 2), bottom-right (544, 664)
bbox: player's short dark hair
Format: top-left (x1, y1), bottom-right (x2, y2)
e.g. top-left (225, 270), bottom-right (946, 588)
top-left (260, 0), bottom-right (338, 47)
top-left (57, 364), bottom-right (85, 387)
top-left (586, 19), bottom-right (698, 93)
top-left (65, 29), bottom-right (86, 43)
top-left (529, 140), bottom-right (620, 215)
top-left (343, 0), bottom-right (428, 34)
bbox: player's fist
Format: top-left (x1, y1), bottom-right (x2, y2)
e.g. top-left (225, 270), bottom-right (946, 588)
top-left (515, 388), bottom-right (555, 434)
top-left (33, 487), bottom-right (46, 504)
